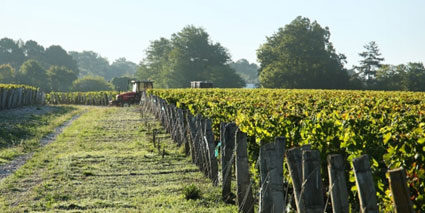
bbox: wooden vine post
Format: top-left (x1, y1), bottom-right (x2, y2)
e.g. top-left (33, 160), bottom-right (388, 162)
top-left (205, 119), bottom-right (218, 185)
top-left (221, 123), bottom-right (237, 203)
top-left (387, 168), bottom-right (413, 213)
top-left (327, 154), bottom-right (349, 213)
top-left (301, 149), bottom-right (324, 212)
top-left (259, 137), bottom-right (285, 213)
top-left (286, 147), bottom-right (305, 213)
top-left (352, 154), bottom-right (379, 213)
top-left (235, 128), bottom-right (254, 213)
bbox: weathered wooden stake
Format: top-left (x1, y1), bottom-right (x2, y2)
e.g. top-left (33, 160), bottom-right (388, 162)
top-left (387, 168), bottom-right (413, 213)
top-left (0, 89), bottom-right (6, 109)
top-left (162, 147), bottom-right (165, 159)
top-left (197, 117), bottom-right (208, 176)
top-left (327, 154), bottom-right (349, 213)
top-left (286, 147), bottom-right (305, 213)
top-left (222, 123), bottom-right (237, 202)
top-left (352, 154), bottom-right (379, 213)
top-left (186, 113), bottom-right (196, 163)
top-left (235, 129), bottom-right (255, 213)
top-left (205, 119), bottom-right (218, 185)
top-left (152, 129), bottom-right (157, 148)
top-left (183, 110), bottom-right (191, 156)
top-left (8, 89), bottom-right (14, 109)
top-left (301, 149), bottom-right (324, 213)
top-left (259, 137), bottom-right (286, 213)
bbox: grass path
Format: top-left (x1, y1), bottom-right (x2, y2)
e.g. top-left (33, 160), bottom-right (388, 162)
top-left (0, 106), bottom-right (236, 212)
top-left (0, 111), bottom-right (85, 180)
top-left (0, 105), bottom-right (83, 165)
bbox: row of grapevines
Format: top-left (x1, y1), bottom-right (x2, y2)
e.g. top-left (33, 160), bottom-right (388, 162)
top-left (149, 88), bottom-right (425, 210)
top-left (0, 84), bottom-right (44, 110)
top-left (0, 84), bottom-right (38, 90)
top-left (46, 91), bottom-right (119, 105)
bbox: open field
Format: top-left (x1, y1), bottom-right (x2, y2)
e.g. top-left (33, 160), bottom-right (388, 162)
top-left (0, 106), bottom-right (236, 212)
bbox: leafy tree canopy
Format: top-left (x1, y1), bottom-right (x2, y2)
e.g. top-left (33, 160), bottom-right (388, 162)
top-left (47, 66), bottom-right (78, 92)
top-left (0, 38), bottom-right (79, 76)
top-left (0, 64), bottom-right (16, 84)
top-left (0, 38), bottom-right (26, 69)
top-left (257, 16), bottom-right (349, 89)
top-left (137, 38), bottom-right (173, 87)
top-left (137, 25), bottom-right (245, 88)
top-left (229, 59), bottom-right (259, 85)
top-left (70, 51), bottom-right (138, 80)
top-left (69, 51), bottom-right (110, 79)
top-left (111, 76), bottom-right (133, 91)
top-left (17, 60), bottom-right (49, 91)
top-left (45, 45), bottom-right (79, 75)
top-left (406, 62), bottom-right (425, 91)
top-left (375, 64), bottom-right (407, 91)
top-left (72, 75), bottom-right (114, 92)
top-left (110, 58), bottom-right (138, 78)
top-left (23, 40), bottom-right (45, 65)
top-left (372, 62), bottom-right (425, 92)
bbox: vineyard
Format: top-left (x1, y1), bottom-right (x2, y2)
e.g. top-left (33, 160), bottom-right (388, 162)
top-left (2, 85), bottom-right (424, 211)
top-left (0, 84), bottom-right (45, 110)
top-left (148, 88), bottom-right (425, 211)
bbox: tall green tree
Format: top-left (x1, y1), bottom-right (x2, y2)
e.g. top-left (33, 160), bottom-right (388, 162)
top-left (229, 59), bottom-right (259, 85)
top-left (111, 76), bottom-right (133, 91)
top-left (406, 62), bottom-right (425, 91)
top-left (0, 38), bottom-right (26, 70)
top-left (17, 60), bottom-right (49, 91)
top-left (137, 38), bottom-right (173, 87)
top-left (137, 26), bottom-right (245, 88)
top-left (72, 76), bottom-right (114, 92)
top-left (69, 51), bottom-right (111, 79)
top-left (257, 16), bottom-right (348, 89)
top-left (375, 64), bottom-right (408, 91)
top-left (45, 45), bottom-right (79, 75)
top-left (0, 64), bottom-right (16, 83)
top-left (47, 66), bottom-right (78, 92)
top-left (354, 41), bottom-right (384, 88)
top-left (23, 40), bottom-right (45, 65)
top-left (110, 58), bottom-right (138, 78)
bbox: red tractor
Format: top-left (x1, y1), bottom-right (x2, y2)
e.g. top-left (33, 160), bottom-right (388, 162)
top-left (109, 80), bottom-right (153, 107)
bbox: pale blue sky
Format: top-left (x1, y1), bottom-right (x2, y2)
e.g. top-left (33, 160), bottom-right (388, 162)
top-left (1, 0), bottom-right (424, 67)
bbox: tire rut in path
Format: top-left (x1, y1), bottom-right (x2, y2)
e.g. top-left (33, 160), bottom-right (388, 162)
top-left (0, 111), bottom-right (86, 180)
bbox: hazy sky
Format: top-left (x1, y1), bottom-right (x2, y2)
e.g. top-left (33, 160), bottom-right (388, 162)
top-left (1, 0), bottom-right (424, 67)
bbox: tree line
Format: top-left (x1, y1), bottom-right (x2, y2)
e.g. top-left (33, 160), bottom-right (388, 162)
top-left (2, 17), bottom-right (423, 91)
top-left (257, 16), bottom-right (425, 91)
top-left (0, 38), bottom-right (139, 92)
top-left (136, 18), bottom-right (424, 91)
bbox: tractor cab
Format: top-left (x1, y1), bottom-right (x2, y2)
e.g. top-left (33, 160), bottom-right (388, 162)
top-left (131, 80), bottom-right (153, 93)
top-left (109, 80), bottom-right (153, 106)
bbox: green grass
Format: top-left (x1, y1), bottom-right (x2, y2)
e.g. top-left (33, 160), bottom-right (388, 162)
top-left (0, 105), bottom-right (84, 164)
top-left (0, 107), bottom-right (237, 212)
